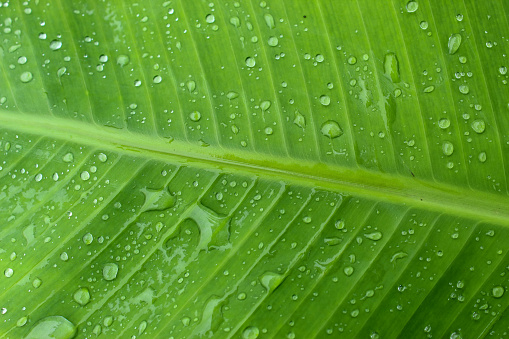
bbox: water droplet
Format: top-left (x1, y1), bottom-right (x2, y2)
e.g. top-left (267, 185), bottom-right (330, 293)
top-left (99, 54), bottom-right (108, 63)
top-left (499, 66), bottom-right (508, 75)
top-left (260, 100), bottom-right (271, 111)
top-left (25, 316), bottom-right (76, 339)
top-left (230, 16), bottom-right (240, 28)
top-left (471, 120), bottom-right (485, 133)
top-left (73, 287), bottom-right (91, 306)
top-left (103, 263), bottom-right (119, 281)
top-left (227, 91), bottom-right (239, 100)
top-left (62, 152), bottom-right (74, 163)
top-left (406, 1), bottom-right (419, 13)
top-left (245, 57), bottom-right (256, 68)
top-left (49, 40), bottom-right (62, 51)
top-left (242, 326), bottom-right (260, 339)
top-left (293, 111), bottom-right (306, 128)
top-left (60, 252), bottom-right (68, 261)
top-left (335, 219), bottom-right (345, 230)
top-left (33, 278), bottom-right (42, 288)
top-left (80, 171), bottom-right (90, 181)
top-left (260, 272), bottom-right (285, 292)
top-left (205, 14), bottom-right (215, 23)
top-left (492, 286), bottom-right (504, 298)
top-left (103, 316), bottom-right (114, 327)
top-left (424, 85), bottom-right (435, 93)
top-left (478, 151), bottom-right (487, 163)
top-left (82, 232), bottom-right (94, 245)
top-left (138, 320), bottom-right (147, 335)
top-left (35, 173), bottom-right (43, 182)
top-left (4, 268), bottom-right (13, 278)
top-left (303, 216), bottom-right (312, 223)
top-left (344, 266), bottom-right (354, 276)
top-left (459, 84), bottom-right (469, 94)
top-left (438, 118), bottom-right (451, 129)
top-left (364, 231), bottom-right (382, 241)
top-left (442, 141), bottom-right (454, 156)
top-left (448, 33), bottom-right (462, 55)
top-left (459, 56), bottom-right (467, 64)
top-left (420, 21), bottom-right (428, 29)
top-left (324, 237), bottom-right (341, 246)
top-left (456, 14), bottom-right (463, 21)
top-left (153, 75), bottom-right (162, 84)
top-left (187, 80), bottom-right (196, 92)
top-left (117, 54), bottom-right (130, 66)
top-left (20, 71), bottom-right (33, 83)
top-left (321, 121), bottom-right (343, 139)
top-left (390, 252), bottom-right (408, 263)
top-left (264, 14), bottom-right (275, 29)
top-left (316, 54), bottom-right (325, 63)
top-left (268, 36), bottom-right (278, 47)
top-left (16, 316), bottom-right (28, 327)
top-left (98, 153), bottom-right (108, 162)
top-left (140, 186), bottom-right (176, 212)
top-left (92, 324), bottom-right (102, 335)
top-left (134, 80), bottom-right (142, 87)
top-left (347, 56), bottom-right (357, 65)
top-left (189, 111), bottom-right (202, 122)
top-left (319, 95), bottom-right (331, 106)
top-left (384, 53), bottom-right (400, 83)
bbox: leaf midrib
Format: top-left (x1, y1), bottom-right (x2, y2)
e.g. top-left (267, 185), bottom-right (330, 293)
top-left (3, 109), bottom-right (509, 227)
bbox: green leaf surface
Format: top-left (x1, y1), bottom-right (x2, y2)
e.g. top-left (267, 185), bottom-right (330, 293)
top-left (0, 0), bottom-right (508, 338)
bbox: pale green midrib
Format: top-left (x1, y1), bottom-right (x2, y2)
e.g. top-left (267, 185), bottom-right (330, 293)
top-left (2, 110), bottom-right (509, 227)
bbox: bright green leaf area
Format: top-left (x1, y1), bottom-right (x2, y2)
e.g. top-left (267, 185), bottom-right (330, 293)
top-left (0, 0), bottom-right (508, 338)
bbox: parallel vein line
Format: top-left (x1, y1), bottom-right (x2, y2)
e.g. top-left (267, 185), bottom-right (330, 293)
top-left (315, 0), bottom-right (360, 166)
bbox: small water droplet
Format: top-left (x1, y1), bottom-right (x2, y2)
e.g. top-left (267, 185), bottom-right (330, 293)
top-left (62, 152), bottom-right (74, 163)
top-left (153, 75), bottom-right (162, 84)
top-left (347, 56), bottom-right (357, 65)
top-left (260, 100), bottom-right (271, 111)
top-left (82, 232), bottom-right (94, 245)
top-left (420, 21), bottom-right (428, 29)
top-left (344, 266), bottom-right (354, 276)
top-left (4, 268), bottom-right (13, 278)
top-left (230, 16), bottom-right (240, 28)
top-left (187, 80), bottom-right (196, 92)
top-left (260, 271), bottom-right (285, 292)
top-left (478, 151), bottom-right (487, 163)
top-left (293, 111), bottom-right (306, 128)
top-left (227, 91), bottom-right (239, 100)
top-left (424, 85), bottom-right (435, 93)
top-left (98, 153), bottom-right (108, 162)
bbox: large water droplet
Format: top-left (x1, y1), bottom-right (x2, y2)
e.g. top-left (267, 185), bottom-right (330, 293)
top-left (448, 34), bottom-right (462, 55)
top-left (242, 326), bottom-right (260, 339)
top-left (20, 71), bottom-right (33, 83)
top-left (384, 53), bottom-right (400, 83)
top-left (260, 271), bottom-right (285, 292)
top-left (406, 1), bottom-right (419, 12)
top-left (438, 118), bottom-right (451, 129)
top-left (103, 263), bottom-right (119, 281)
top-left (62, 152), bottom-right (74, 163)
top-left (245, 57), bottom-right (256, 68)
top-left (364, 231), bottom-right (382, 241)
top-left (264, 14), bottom-right (275, 29)
top-left (268, 36), bottom-right (278, 47)
top-left (189, 111), bottom-right (202, 122)
top-left (492, 286), bottom-right (505, 298)
top-left (471, 120), bottom-right (485, 134)
top-left (442, 141), bottom-right (454, 156)
top-left (293, 111), bottom-right (306, 128)
top-left (140, 186), bottom-right (176, 212)
top-left (321, 121), bottom-right (343, 139)
top-left (117, 54), bottom-right (130, 66)
top-left (73, 287), bottom-right (91, 306)
top-left (25, 316), bottom-right (77, 339)
top-left (319, 95), bottom-right (331, 106)
top-left (49, 40), bottom-right (62, 51)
